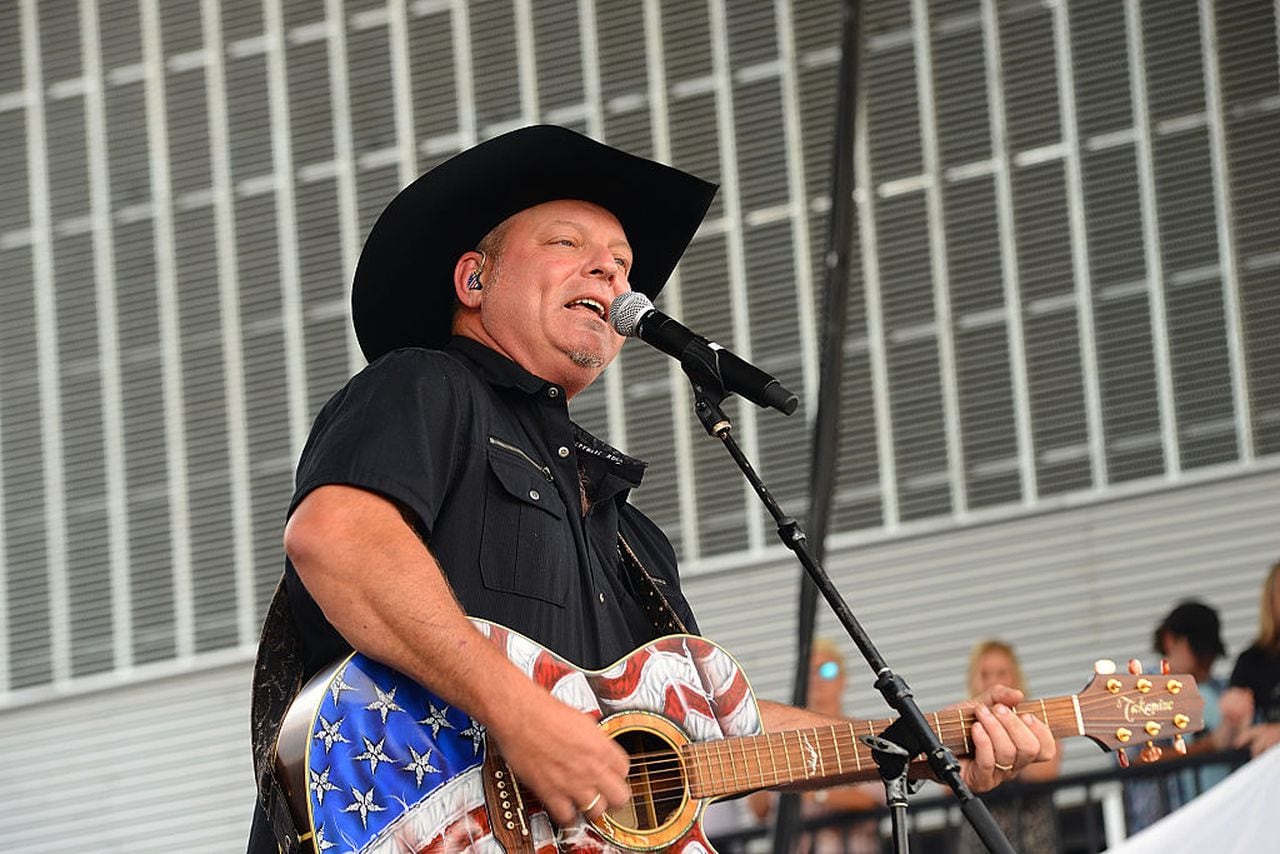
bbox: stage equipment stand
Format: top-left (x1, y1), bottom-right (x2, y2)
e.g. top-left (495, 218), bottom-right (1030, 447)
top-left (675, 345), bottom-right (1016, 854)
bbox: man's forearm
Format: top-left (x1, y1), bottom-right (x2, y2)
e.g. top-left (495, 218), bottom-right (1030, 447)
top-left (757, 698), bottom-right (847, 732)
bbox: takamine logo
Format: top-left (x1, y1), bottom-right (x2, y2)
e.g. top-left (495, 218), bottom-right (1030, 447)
top-left (1117, 695), bottom-right (1174, 723)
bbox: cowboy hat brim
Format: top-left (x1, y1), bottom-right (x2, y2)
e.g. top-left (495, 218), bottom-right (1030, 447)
top-left (351, 125), bottom-right (718, 362)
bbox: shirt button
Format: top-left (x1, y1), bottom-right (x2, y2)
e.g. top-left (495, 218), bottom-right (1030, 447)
top-left (598, 592), bottom-right (606, 603)
top-left (547, 387), bottom-right (560, 399)
top-left (558, 446), bottom-right (570, 458)
top-left (528, 489), bottom-right (540, 501)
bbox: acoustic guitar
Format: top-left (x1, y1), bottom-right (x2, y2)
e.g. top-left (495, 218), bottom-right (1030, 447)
top-left (275, 620), bottom-right (1203, 853)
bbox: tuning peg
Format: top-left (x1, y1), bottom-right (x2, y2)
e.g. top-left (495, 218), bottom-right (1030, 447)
top-left (1140, 741), bottom-right (1163, 763)
top-left (1117, 750), bottom-right (1130, 769)
top-left (1095, 659), bottom-right (1117, 675)
top-left (1173, 734), bottom-right (1187, 755)
top-left (1160, 659), bottom-right (1170, 675)
top-left (1128, 658), bottom-right (1143, 675)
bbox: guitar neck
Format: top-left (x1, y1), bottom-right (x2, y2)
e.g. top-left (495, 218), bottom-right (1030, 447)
top-left (684, 695), bottom-right (1083, 799)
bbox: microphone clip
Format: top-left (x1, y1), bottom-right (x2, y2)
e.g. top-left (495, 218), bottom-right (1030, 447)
top-left (678, 338), bottom-right (734, 438)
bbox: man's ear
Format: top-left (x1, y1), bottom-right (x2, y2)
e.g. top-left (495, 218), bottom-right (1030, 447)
top-left (453, 251), bottom-right (486, 307)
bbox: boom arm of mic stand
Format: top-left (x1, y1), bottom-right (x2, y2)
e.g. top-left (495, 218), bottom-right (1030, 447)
top-left (675, 339), bottom-right (1016, 854)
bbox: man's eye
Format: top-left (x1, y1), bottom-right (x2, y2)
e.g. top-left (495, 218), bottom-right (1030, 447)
top-left (615, 257), bottom-right (630, 270)
top-left (555, 238), bottom-right (576, 247)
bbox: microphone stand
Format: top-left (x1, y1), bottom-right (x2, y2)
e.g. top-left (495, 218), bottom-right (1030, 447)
top-left (675, 340), bottom-right (1015, 854)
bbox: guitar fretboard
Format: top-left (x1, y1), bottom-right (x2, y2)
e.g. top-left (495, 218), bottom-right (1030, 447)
top-left (682, 696), bottom-right (1082, 798)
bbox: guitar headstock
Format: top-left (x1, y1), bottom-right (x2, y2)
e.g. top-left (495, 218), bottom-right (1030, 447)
top-left (1075, 659), bottom-right (1205, 755)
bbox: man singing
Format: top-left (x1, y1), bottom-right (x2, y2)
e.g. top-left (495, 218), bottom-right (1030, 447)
top-left (247, 125), bottom-right (1053, 853)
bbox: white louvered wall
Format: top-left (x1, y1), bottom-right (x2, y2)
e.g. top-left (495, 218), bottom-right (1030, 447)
top-left (0, 0), bottom-right (1277, 850)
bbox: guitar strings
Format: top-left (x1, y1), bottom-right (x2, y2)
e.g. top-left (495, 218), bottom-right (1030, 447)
top-left (619, 706), bottom-right (1171, 770)
top-left (519, 708), bottom-right (1194, 802)
top-left (613, 691), bottom-right (1191, 787)
top-left (502, 689), bottom-right (1195, 801)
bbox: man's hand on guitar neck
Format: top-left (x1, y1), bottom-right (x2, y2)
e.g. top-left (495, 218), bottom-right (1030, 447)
top-left (953, 684), bottom-right (1056, 792)
top-left (758, 683), bottom-right (1056, 795)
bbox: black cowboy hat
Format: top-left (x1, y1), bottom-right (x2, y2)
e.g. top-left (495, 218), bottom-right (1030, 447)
top-left (351, 125), bottom-right (718, 362)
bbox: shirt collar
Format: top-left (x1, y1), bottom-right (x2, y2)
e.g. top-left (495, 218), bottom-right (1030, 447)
top-left (445, 336), bottom-right (553, 396)
top-left (575, 424), bottom-right (647, 490)
top-left (446, 336), bottom-right (648, 490)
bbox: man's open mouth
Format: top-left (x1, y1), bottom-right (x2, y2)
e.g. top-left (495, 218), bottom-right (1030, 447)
top-left (566, 298), bottom-right (607, 321)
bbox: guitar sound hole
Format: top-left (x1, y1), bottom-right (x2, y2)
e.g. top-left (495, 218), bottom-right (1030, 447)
top-left (608, 729), bottom-right (686, 831)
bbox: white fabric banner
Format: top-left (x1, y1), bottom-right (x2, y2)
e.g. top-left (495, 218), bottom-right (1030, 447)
top-left (1104, 744), bottom-right (1280, 852)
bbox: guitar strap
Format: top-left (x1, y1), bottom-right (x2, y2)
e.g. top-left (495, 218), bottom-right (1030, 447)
top-left (249, 578), bottom-right (308, 854)
top-left (617, 532), bottom-right (689, 636)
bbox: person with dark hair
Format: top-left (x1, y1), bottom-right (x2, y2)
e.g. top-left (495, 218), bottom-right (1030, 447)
top-left (1156, 601), bottom-right (1233, 777)
top-left (1220, 561), bottom-right (1280, 757)
top-left (246, 126), bottom-right (1055, 854)
top-left (1126, 600), bottom-right (1231, 833)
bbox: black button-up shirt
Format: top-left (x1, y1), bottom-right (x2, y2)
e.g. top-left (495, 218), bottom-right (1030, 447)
top-left (283, 337), bottom-right (699, 676)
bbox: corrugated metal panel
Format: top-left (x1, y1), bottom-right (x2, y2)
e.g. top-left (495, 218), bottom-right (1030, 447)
top-left (0, 657), bottom-right (256, 851)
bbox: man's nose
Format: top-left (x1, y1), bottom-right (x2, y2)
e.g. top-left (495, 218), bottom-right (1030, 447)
top-left (587, 259), bottom-right (617, 278)
top-left (586, 252), bottom-right (623, 285)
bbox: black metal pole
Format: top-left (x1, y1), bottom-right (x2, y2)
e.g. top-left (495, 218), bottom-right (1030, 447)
top-left (773, 0), bottom-right (860, 849)
top-left (678, 368), bottom-right (1015, 854)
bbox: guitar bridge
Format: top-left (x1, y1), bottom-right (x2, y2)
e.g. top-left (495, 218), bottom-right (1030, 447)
top-left (483, 751), bottom-right (534, 854)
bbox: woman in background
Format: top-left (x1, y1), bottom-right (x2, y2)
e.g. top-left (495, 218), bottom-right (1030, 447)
top-left (747, 639), bottom-right (883, 854)
top-left (959, 640), bottom-right (1061, 853)
top-left (1220, 560), bottom-right (1280, 757)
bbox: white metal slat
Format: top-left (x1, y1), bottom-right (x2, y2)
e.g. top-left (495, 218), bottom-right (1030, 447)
top-left (79, 0), bottom-right (135, 673)
top-left (1124, 0), bottom-right (1181, 477)
top-left (706, 0), bottom-right (765, 556)
top-left (139, 0), bottom-right (196, 661)
top-left (642, 0), bottom-right (701, 562)
top-left (1051, 0), bottom-right (1108, 492)
top-left (1197, 0), bottom-right (1253, 462)
top-left (199, 0), bottom-right (257, 649)
top-left (979, 0), bottom-right (1037, 505)
top-left (23, 0), bottom-right (74, 685)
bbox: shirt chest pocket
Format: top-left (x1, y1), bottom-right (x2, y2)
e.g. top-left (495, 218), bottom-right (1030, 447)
top-left (479, 439), bottom-right (573, 606)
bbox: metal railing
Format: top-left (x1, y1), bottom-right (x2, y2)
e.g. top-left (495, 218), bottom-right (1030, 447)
top-left (707, 749), bottom-right (1250, 854)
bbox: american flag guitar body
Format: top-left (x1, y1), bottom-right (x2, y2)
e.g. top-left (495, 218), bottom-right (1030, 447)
top-left (274, 621), bottom-right (1203, 854)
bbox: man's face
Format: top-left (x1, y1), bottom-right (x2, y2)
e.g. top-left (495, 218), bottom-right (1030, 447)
top-left (458, 199), bottom-right (633, 396)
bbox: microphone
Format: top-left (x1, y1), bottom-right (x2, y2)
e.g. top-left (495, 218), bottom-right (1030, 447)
top-left (609, 291), bottom-right (799, 415)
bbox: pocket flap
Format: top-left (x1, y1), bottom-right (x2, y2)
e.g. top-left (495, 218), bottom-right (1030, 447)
top-left (486, 444), bottom-right (564, 520)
